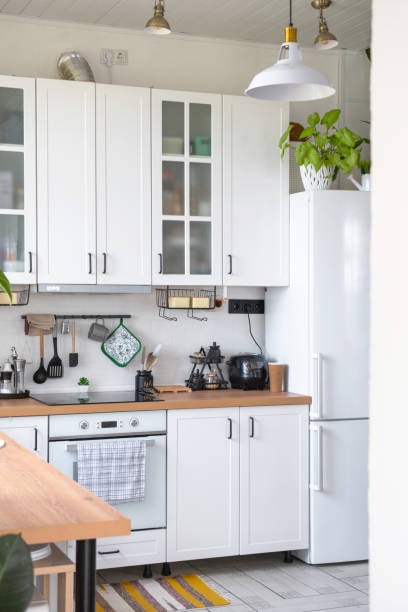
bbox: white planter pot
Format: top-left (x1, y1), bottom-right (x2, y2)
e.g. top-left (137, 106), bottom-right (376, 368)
top-left (300, 164), bottom-right (334, 191)
top-left (78, 385), bottom-right (89, 397)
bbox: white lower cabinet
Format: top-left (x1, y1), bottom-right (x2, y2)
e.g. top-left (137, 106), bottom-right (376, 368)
top-left (0, 415), bottom-right (48, 460)
top-left (66, 529), bottom-right (166, 570)
top-left (167, 405), bottom-right (309, 562)
top-left (167, 408), bottom-right (240, 562)
top-left (239, 406), bottom-right (309, 554)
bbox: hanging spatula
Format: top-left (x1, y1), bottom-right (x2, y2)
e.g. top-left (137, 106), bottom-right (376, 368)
top-left (69, 321), bottom-right (78, 367)
top-left (47, 323), bottom-right (63, 378)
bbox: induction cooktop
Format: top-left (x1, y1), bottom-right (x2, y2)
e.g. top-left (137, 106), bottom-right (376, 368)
top-left (32, 391), bottom-right (163, 406)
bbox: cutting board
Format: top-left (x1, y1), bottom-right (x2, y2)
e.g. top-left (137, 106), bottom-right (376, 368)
top-left (156, 385), bottom-right (192, 394)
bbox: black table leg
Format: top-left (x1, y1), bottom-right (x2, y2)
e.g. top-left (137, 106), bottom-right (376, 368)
top-left (76, 539), bottom-right (96, 612)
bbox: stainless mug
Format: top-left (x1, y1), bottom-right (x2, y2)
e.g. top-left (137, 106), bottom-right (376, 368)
top-left (88, 318), bottom-right (109, 342)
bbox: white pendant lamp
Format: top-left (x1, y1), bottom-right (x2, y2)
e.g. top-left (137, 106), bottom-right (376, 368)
top-left (145, 0), bottom-right (171, 35)
top-left (245, 0), bottom-right (335, 101)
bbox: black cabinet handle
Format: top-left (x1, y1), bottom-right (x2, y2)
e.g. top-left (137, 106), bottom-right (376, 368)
top-left (28, 251), bottom-right (33, 274)
top-left (88, 253), bottom-right (92, 274)
top-left (34, 428), bottom-right (38, 451)
top-left (158, 253), bottom-right (163, 274)
top-left (249, 417), bottom-right (255, 438)
top-left (98, 550), bottom-right (120, 555)
top-left (102, 252), bottom-right (107, 274)
top-left (228, 254), bottom-right (232, 275)
top-left (227, 417), bottom-right (232, 439)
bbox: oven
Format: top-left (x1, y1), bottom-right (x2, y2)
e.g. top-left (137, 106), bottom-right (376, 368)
top-left (48, 410), bottom-right (167, 568)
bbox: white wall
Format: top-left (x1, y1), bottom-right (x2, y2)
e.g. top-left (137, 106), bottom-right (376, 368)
top-left (370, 2), bottom-right (408, 610)
top-left (0, 14), bottom-right (343, 122)
top-left (0, 287), bottom-right (265, 391)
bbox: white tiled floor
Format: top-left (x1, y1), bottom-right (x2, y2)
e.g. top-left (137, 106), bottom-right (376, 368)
top-left (98, 553), bottom-right (369, 612)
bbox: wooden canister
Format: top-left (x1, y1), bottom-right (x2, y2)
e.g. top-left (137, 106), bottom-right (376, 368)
top-left (268, 363), bottom-right (285, 392)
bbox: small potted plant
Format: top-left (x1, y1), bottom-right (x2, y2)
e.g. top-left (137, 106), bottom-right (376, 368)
top-left (78, 377), bottom-right (89, 397)
top-left (279, 109), bottom-right (369, 191)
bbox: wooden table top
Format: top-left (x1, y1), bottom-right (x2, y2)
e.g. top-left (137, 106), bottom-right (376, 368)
top-left (0, 433), bottom-right (130, 544)
top-left (0, 390), bottom-right (311, 417)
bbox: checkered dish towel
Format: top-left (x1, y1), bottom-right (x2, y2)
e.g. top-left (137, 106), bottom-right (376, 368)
top-left (76, 439), bottom-right (146, 505)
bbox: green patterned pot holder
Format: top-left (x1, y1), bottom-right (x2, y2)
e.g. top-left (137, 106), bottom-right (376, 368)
top-left (101, 318), bottom-right (141, 367)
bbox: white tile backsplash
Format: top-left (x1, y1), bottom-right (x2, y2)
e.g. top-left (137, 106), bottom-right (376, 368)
top-left (0, 287), bottom-right (265, 393)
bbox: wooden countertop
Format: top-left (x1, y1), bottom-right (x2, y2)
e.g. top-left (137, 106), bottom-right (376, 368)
top-left (0, 432), bottom-right (130, 544)
top-left (0, 390), bottom-right (311, 417)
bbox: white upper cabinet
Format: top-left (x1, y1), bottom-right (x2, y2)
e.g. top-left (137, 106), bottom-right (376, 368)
top-left (152, 89), bottom-right (222, 285)
top-left (223, 96), bottom-right (289, 286)
top-left (37, 79), bottom-right (96, 285)
top-left (0, 76), bottom-right (36, 284)
top-left (96, 84), bottom-right (151, 285)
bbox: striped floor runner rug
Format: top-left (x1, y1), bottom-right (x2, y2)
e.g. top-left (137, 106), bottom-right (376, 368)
top-left (96, 574), bottom-right (230, 611)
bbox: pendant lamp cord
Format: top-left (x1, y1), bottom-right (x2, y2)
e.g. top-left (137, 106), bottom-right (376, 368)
top-left (289, 0), bottom-right (293, 26)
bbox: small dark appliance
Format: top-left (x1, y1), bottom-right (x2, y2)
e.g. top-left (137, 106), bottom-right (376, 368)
top-left (186, 342), bottom-right (229, 391)
top-left (228, 353), bottom-right (268, 391)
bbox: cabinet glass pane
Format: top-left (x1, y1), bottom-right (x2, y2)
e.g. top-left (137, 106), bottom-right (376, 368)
top-left (0, 214), bottom-right (24, 273)
top-left (190, 163), bottom-right (211, 216)
top-left (0, 151), bottom-right (24, 209)
top-left (162, 101), bottom-right (184, 155)
top-left (163, 161), bottom-right (184, 215)
top-left (163, 220), bottom-right (185, 274)
top-left (190, 221), bottom-right (211, 275)
top-left (0, 88), bottom-right (24, 145)
top-left (190, 103), bottom-right (211, 157)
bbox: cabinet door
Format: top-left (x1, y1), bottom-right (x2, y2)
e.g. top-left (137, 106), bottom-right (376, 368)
top-left (167, 408), bottom-right (239, 561)
top-left (152, 90), bottom-right (222, 285)
top-left (223, 96), bottom-right (289, 286)
top-left (96, 84), bottom-right (151, 285)
top-left (37, 79), bottom-right (96, 284)
top-left (0, 416), bottom-right (48, 460)
top-left (0, 76), bottom-right (36, 285)
top-left (240, 405), bottom-right (309, 555)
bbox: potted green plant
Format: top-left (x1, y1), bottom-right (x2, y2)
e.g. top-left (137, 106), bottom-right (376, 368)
top-left (0, 270), bottom-right (12, 305)
top-left (0, 534), bottom-right (34, 612)
top-left (279, 109), bottom-right (368, 191)
top-left (78, 376), bottom-right (89, 397)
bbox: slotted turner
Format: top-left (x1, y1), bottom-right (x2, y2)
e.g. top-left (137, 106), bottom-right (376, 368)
top-left (47, 324), bottom-right (63, 378)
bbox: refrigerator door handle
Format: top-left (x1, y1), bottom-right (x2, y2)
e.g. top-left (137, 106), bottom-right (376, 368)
top-left (311, 352), bottom-right (323, 418)
top-left (310, 424), bottom-right (323, 491)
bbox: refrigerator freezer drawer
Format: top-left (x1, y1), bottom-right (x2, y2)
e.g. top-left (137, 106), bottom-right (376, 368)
top-left (297, 418), bottom-right (368, 565)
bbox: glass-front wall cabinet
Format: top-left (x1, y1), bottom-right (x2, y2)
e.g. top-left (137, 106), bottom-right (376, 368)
top-left (0, 76), bottom-right (36, 284)
top-left (152, 90), bottom-right (222, 285)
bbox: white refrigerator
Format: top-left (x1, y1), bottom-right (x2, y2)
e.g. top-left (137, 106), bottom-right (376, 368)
top-left (265, 190), bottom-right (370, 564)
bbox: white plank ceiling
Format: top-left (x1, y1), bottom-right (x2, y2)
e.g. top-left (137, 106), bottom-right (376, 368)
top-left (0, 0), bottom-right (371, 50)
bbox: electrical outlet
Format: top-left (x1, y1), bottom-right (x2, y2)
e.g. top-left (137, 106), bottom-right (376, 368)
top-left (100, 48), bottom-right (128, 66)
top-left (228, 299), bottom-right (265, 314)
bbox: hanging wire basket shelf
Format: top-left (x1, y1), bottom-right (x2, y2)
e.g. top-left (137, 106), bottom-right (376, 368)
top-left (156, 286), bottom-right (216, 322)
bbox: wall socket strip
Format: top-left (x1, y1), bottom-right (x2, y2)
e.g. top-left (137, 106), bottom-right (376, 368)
top-left (100, 49), bottom-right (128, 66)
top-left (228, 299), bottom-right (265, 315)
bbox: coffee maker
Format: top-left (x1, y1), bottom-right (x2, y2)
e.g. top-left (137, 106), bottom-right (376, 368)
top-left (0, 347), bottom-right (27, 396)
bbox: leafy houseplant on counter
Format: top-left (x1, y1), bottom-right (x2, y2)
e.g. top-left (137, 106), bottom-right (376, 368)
top-left (0, 534), bottom-right (34, 612)
top-left (279, 109), bottom-right (369, 191)
top-left (78, 376), bottom-right (89, 397)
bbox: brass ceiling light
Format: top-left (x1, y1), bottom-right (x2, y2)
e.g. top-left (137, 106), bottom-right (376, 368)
top-left (145, 0), bottom-right (171, 35)
top-left (312, 0), bottom-right (338, 50)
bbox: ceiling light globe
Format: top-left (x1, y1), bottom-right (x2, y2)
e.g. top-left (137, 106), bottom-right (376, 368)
top-left (145, 14), bottom-right (171, 35)
top-left (314, 30), bottom-right (338, 49)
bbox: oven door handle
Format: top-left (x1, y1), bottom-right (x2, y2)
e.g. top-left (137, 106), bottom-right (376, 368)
top-left (65, 440), bottom-right (155, 452)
